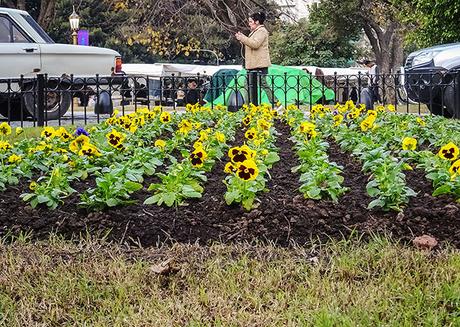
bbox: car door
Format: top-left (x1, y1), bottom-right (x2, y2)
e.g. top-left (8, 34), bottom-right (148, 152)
top-left (0, 14), bottom-right (40, 79)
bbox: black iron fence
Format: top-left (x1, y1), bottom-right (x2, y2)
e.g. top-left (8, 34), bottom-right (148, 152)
top-left (0, 69), bottom-right (459, 127)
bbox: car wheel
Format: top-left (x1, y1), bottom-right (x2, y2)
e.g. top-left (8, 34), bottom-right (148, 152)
top-left (427, 97), bottom-right (452, 118)
top-left (443, 76), bottom-right (460, 118)
top-left (0, 97), bottom-right (30, 120)
top-left (23, 84), bottom-right (71, 120)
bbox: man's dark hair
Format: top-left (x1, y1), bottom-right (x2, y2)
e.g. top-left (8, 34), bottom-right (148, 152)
top-left (250, 11), bottom-right (266, 24)
top-left (187, 78), bottom-right (197, 84)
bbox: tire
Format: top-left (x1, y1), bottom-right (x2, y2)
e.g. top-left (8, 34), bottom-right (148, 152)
top-left (227, 90), bottom-right (245, 112)
top-left (94, 91), bottom-right (113, 114)
top-left (0, 97), bottom-right (30, 120)
top-left (443, 77), bottom-right (459, 118)
top-left (23, 84), bottom-right (71, 120)
top-left (427, 98), bottom-right (452, 118)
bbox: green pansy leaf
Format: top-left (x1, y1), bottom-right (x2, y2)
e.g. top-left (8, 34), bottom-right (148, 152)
top-left (163, 192), bottom-right (177, 207)
top-left (106, 198), bottom-right (119, 207)
top-left (433, 184), bottom-right (451, 196)
top-left (37, 195), bottom-right (49, 204)
top-left (368, 199), bottom-right (384, 209)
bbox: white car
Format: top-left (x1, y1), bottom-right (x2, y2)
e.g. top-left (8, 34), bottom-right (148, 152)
top-left (0, 7), bottom-right (123, 119)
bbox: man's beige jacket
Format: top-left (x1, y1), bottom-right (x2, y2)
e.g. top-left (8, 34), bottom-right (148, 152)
top-left (239, 25), bottom-right (271, 70)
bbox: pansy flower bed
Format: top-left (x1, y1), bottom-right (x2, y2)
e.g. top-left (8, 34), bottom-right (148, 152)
top-left (0, 101), bottom-right (460, 247)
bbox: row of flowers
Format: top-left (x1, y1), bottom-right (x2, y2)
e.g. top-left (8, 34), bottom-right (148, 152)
top-left (331, 102), bottom-right (460, 202)
top-left (369, 113), bottom-right (460, 199)
top-left (0, 103), bottom-right (230, 210)
top-left (85, 104), bottom-right (231, 209)
top-left (144, 107), bottom-right (244, 207)
top-left (311, 102), bottom-right (417, 211)
top-left (3, 98), bottom-right (460, 211)
top-left (79, 106), bottom-right (227, 210)
top-left (283, 104), bottom-right (348, 202)
top-left (315, 100), bottom-right (460, 209)
top-left (18, 107), bottom-right (173, 209)
top-left (223, 103), bottom-right (280, 210)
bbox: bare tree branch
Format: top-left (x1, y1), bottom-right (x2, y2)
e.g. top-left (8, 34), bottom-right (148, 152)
top-left (362, 24), bottom-right (381, 59)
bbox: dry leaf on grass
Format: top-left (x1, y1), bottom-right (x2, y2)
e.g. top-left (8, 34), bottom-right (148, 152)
top-left (413, 235), bottom-right (438, 251)
top-left (149, 258), bottom-right (179, 275)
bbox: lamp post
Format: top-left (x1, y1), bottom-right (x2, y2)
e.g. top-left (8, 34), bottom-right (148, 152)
top-left (69, 6), bottom-right (80, 45)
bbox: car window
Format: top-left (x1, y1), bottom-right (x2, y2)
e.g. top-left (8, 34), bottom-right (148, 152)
top-left (21, 14), bottom-right (54, 43)
top-left (12, 23), bottom-right (29, 43)
top-left (0, 17), bottom-right (11, 43)
top-left (0, 16), bottom-right (30, 43)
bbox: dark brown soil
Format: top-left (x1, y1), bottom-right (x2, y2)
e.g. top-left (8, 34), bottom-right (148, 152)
top-left (1, 121), bottom-right (459, 248)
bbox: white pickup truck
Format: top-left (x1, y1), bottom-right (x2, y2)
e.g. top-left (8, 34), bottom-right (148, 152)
top-left (0, 7), bottom-right (123, 120)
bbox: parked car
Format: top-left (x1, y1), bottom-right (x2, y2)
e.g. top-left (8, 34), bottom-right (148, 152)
top-left (404, 42), bottom-right (460, 117)
top-left (0, 7), bottom-right (123, 120)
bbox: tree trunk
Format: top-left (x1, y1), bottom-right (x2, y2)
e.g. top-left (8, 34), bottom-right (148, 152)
top-left (37, 0), bottom-right (56, 30)
top-left (362, 21), bottom-right (404, 74)
top-left (2, 0), bottom-right (56, 30)
top-left (390, 32), bottom-right (404, 73)
top-left (361, 16), bottom-right (405, 104)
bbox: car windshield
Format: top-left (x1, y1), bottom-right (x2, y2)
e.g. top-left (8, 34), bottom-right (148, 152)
top-left (21, 14), bottom-right (54, 43)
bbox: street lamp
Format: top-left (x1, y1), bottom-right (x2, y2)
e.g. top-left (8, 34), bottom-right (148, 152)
top-left (69, 6), bottom-right (80, 45)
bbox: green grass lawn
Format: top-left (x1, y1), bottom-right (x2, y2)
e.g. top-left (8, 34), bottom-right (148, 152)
top-left (4, 124), bottom-right (98, 143)
top-left (4, 126), bottom-right (43, 142)
top-left (0, 234), bottom-right (458, 326)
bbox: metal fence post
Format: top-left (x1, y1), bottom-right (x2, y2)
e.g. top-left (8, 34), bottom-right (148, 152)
top-left (393, 73), bottom-right (399, 110)
top-left (6, 79), bottom-right (11, 125)
top-left (357, 72), bottom-right (362, 103)
top-left (308, 72), bottom-right (312, 110)
top-left (222, 73), bottom-right (227, 107)
top-left (296, 74), bottom-right (300, 107)
top-left (321, 75), bottom-right (326, 105)
top-left (70, 74), bottom-right (75, 125)
top-left (345, 75), bottom-right (350, 103)
top-left (284, 72), bottom-right (288, 109)
top-left (159, 77), bottom-right (164, 107)
top-left (235, 74), bottom-right (240, 110)
top-left (36, 74), bottom-right (45, 127)
top-left (146, 76), bottom-right (151, 110)
top-left (381, 74), bottom-right (386, 106)
top-left (455, 70), bottom-right (460, 118)
top-left (333, 72), bottom-right (338, 104)
top-left (249, 71), bottom-right (258, 106)
top-left (171, 74), bottom-right (176, 111)
top-left (19, 75), bottom-right (25, 127)
top-left (95, 74), bottom-right (99, 124)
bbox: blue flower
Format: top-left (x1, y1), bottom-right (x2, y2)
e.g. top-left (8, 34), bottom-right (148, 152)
top-left (75, 127), bottom-right (89, 136)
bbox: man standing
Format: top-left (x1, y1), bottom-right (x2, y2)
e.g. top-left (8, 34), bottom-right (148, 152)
top-left (184, 78), bottom-right (201, 105)
top-left (359, 59), bottom-right (380, 109)
top-left (235, 11), bottom-right (274, 106)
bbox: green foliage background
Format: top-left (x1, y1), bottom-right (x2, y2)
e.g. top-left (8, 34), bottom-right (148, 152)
top-left (270, 4), bottom-right (362, 67)
top-left (405, 0), bottom-right (460, 47)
